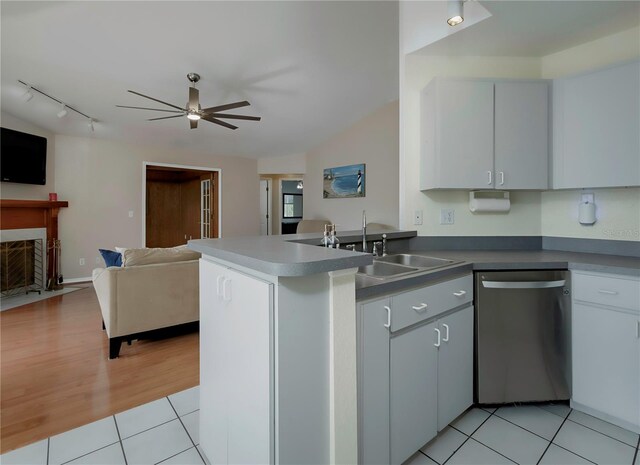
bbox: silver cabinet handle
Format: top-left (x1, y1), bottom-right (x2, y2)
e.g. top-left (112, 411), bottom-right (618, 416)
top-left (499, 171), bottom-right (505, 185)
top-left (487, 170), bottom-right (493, 185)
top-left (222, 278), bottom-right (232, 302)
top-left (434, 328), bottom-right (441, 348)
top-left (598, 289), bottom-right (619, 295)
top-left (412, 303), bottom-right (428, 312)
top-left (216, 276), bottom-right (225, 298)
top-left (383, 306), bottom-right (391, 329)
top-left (442, 323), bottom-right (449, 342)
top-left (482, 280), bottom-right (566, 289)
top-left (453, 290), bottom-right (466, 297)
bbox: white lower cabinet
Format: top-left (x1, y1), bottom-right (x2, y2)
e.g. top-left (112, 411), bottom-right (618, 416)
top-left (200, 259), bottom-right (274, 464)
top-left (358, 274), bottom-right (474, 465)
top-left (571, 271), bottom-right (640, 433)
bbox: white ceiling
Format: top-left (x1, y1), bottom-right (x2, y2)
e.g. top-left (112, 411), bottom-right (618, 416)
top-left (415, 1), bottom-right (640, 57)
top-left (1, 1), bottom-right (399, 159)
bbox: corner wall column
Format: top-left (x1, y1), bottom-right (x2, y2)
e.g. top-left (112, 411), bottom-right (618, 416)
top-left (328, 267), bottom-right (358, 465)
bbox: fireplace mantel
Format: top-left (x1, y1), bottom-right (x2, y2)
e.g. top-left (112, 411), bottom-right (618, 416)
top-left (1, 199), bottom-right (69, 282)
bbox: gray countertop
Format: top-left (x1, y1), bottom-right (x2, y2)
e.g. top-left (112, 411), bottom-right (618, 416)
top-left (355, 249), bottom-right (640, 300)
top-left (188, 229), bottom-right (415, 276)
top-left (189, 231), bottom-right (639, 297)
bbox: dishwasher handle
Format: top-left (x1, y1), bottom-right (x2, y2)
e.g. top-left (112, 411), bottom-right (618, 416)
top-left (482, 279), bottom-right (566, 289)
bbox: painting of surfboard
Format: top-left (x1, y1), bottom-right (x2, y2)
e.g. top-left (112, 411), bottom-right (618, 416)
top-left (323, 163), bottom-right (366, 199)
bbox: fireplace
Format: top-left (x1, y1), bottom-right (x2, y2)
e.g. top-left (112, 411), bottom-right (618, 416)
top-left (0, 239), bottom-right (44, 296)
top-left (0, 199), bottom-right (68, 285)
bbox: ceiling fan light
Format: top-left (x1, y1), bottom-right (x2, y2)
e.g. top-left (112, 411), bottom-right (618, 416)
top-left (187, 113), bottom-right (201, 121)
top-left (447, 0), bottom-right (464, 26)
top-left (57, 105), bottom-right (68, 118)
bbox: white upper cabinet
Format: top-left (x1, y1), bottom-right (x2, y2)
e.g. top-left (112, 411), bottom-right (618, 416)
top-left (494, 81), bottom-right (549, 190)
top-left (420, 78), bottom-right (549, 190)
top-left (552, 60), bottom-right (640, 189)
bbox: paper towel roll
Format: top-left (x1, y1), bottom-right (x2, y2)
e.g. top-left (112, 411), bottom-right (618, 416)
top-left (469, 198), bottom-right (511, 213)
top-left (579, 202), bottom-right (596, 225)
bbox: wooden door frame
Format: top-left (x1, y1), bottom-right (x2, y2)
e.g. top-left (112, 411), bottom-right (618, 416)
top-left (142, 162), bottom-right (222, 247)
top-left (259, 178), bottom-right (273, 235)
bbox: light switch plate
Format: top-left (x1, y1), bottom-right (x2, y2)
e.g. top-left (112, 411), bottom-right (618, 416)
top-left (440, 209), bottom-right (455, 225)
top-left (414, 210), bottom-right (423, 225)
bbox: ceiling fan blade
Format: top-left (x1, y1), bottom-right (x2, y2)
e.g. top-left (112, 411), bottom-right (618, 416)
top-left (147, 114), bottom-right (184, 121)
top-left (209, 113), bottom-right (261, 121)
top-left (202, 101), bottom-right (250, 114)
top-left (189, 87), bottom-right (199, 111)
top-left (190, 119), bottom-right (198, 129)
top-left (128, 90), bottom-right (185, 111)
top-left (116, 105), bottom-right (183, 113)
top-left (202, 115), bottom-right (238, 130)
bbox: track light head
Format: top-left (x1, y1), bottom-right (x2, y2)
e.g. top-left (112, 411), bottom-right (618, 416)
top-left (57, 105), bottom-right (68, 118)
top-left (22, 87), bottom-right (34, 102)
top-left (447, 0), bottom-right (464, 26)
top-left (88, 119), bottom-right (94, 132)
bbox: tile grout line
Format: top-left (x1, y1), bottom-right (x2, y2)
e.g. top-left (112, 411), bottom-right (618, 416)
top-left (535, 411), bottom-right (570, 465)
top-left (117, 417), bottom-right (178, 442)
top-left (154, 446), bottom-right (194, 465)
top-left (166, 396), bottom-right (205, 464)
top-left (632, 435), bottom-right (639, 465)
top-left (457, 409), bottom-right (519, 465)
top-left (58, 440), bottom-right (121, 465)
top-left (466, 438), bottom-right (519, 465)
top-left (551, 443), bottom-right (599, 465)
top-left (113, 415), bottom-right (128, 465)
top-left (564, 417), bottom-right (640, 449)
top-left (440, 408), bottom-right (505, 465)
top-left (492, 410), bottom-right (563, 443)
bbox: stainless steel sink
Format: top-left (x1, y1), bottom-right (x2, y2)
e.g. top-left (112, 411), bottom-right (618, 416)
top-left (357, 261), bottom-right (419, 278)
top-left (357, 254), bottom-right (462, 280)
top-left (376, 254), bottom-right (458, 269)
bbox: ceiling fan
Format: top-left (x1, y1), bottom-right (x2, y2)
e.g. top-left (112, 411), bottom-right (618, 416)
top-left (117, 73), bottom-right (261, 130)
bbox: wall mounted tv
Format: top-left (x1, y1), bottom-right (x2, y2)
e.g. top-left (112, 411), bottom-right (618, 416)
top-left (1, 127), bottom-right (47, 185)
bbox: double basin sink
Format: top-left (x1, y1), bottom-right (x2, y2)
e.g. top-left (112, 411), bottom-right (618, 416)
top-left (357, 254), bottom-right (462, 280)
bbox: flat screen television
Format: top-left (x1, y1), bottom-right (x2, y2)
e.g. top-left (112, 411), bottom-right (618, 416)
top-left (1, 127), bottom-right (47, 185)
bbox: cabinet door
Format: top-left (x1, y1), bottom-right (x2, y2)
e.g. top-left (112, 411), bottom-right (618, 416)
top-left (199, 259), bottom-right (230, 464)
top-left (494, 81), bottom-right (548, 189)
top-left (437, 306), bottom-right (474, 431)
top-left (434, 80), bottom-right (494, 189)
top-left (390, 322), bottom-right (438, 465)
top-left (553, 61), bottom-right (640, 188)
top-left (358, 299), bottom-right (391, 465)
top-left (199, 260), bottom-right (274, 465)
top-left (572, 302), bottom-right (640, 427)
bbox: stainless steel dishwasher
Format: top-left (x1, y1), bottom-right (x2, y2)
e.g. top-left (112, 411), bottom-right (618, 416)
top-left (475, 270), bottom-right (571, 404)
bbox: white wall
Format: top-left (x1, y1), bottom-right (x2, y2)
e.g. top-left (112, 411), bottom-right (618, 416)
top-left (304, 101), bottom-right (399, 230)
top-left (54, 135), bottom-right (259, 279)
top-left (540, 25), bottom-right (640, 241)
top-left (0, 111), bottom-right (56, 199)
top-left (257, 153), bottom-right (306, 175)
top-left (401, 55), bottom-right (543, 236)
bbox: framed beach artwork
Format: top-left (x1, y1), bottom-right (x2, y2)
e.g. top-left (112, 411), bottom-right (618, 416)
top-left (323, 163), bottom-right (365, 199)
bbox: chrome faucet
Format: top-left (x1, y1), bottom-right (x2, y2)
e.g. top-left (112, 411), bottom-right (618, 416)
top-left (362, 210), bottom-right (367, 253)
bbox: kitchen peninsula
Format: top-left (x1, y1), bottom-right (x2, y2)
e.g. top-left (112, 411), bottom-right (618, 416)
top-left (189, 231), bottom-right (640, 465)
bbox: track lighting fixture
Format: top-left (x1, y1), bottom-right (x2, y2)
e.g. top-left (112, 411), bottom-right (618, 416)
top-left (447, 0), bottom-right (464, 26)
top-left (18, 80), bottom-right (96, 131)
top-left (22, 87), bottom-right (34, 102)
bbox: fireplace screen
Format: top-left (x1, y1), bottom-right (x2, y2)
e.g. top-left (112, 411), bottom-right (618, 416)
top-left (0, 239), bottom-right (44, 296)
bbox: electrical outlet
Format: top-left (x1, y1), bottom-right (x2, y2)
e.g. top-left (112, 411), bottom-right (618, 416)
top-left (440, 209), bottom-right (455, 225)
top-left (79, 258), bottom-right (85, 266)
top-left (414, 210), bottom-right (423, 225)
top-left (128, 210), bottom-right (134, 218)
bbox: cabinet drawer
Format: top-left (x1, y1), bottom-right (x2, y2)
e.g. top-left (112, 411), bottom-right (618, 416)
top-left (573, 272), bottom-right (640, 311)
top-left (390, 275), bottom-right (472, 332)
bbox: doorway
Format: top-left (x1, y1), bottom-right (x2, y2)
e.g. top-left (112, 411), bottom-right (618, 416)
top-left (144, 163), bottom-right (220, 247)
top-left (259, 179), bottom-right (272, 235)
top-left (280, 179), bottom-right (303, 234)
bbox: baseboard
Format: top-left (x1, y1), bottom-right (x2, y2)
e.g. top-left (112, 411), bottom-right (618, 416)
top-left (62, 276), bottom-right (92, 284)
top-left (570, 400), bottom-right (640, 434)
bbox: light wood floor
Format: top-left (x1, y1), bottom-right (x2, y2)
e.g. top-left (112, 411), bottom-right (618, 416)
top-left (0, 284), bottom-right (199, 453)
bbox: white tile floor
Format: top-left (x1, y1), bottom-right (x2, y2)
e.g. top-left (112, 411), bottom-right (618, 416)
top-left (3, 390), bottom-right (640, 465)
top-left (411, 404), bottom-right (640, 465)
